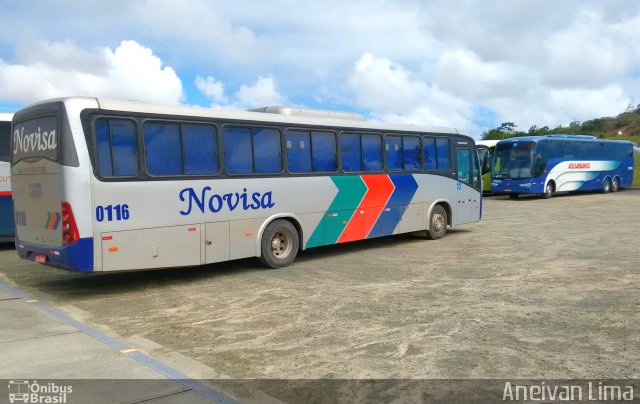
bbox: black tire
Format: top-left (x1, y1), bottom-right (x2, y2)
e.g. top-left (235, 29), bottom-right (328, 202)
top-left (542, 182), bottom-right (554, 199)
top-left (611, 177), bottom-right (620, 192)
top-left (601, 178), bottom-right (611, 194)
top-left (509, 194), bottom-right (519, 199)
top-left (427, 205), bottom-right (447, 240)
top-left (259, 219), bottom-right (299, 268)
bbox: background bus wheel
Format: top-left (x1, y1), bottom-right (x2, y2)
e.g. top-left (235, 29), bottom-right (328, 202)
top-left (542, 183), bottom-right (554, 199)
top-left (601, 178), bottom-right (611, 194)
top-left (259, 219), bottom-right (299, 268)
top-left (509, 194), bottom-right (519, 199)
top-left (427, 205), bottom-right (447, 240)
top-left (611, 177), bottom-right (620, 192)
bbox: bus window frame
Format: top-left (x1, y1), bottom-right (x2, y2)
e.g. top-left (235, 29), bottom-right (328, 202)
top-left (221, 123), bottom-right (284, 177)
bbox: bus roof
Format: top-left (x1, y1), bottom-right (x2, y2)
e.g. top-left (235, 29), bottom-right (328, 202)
top-left (17, 96), bottom-right (464, 136)
top-left (496, 134), bottom-right (635, 146)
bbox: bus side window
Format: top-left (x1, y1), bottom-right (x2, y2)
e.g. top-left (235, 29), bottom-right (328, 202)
top-left (385, 135), bottom-right (402, 171)
top-left (341, 133), bottom-right (361, 172)
top-left (362, 134), bottom-right (382, 171)
top-left (311, 131), bottom-right (337, 172)
top-left (144, 122), bottom-right (182, 175)
top-left (455, 148), bottom-right (471, 184)
top-left (423, 137), bottom-right (437, 170)
top-left (183, 124), bottom-right (218, 174)
top-left (471, 148), bottom-right (480, 190)
top-left (223, 127), bottom-right (253, 174)
top-left (286, 130), bottom-right (312, 173)
top-left (95, 118), bottom-right (138, 177)
top-left (436, 138), bottom-right (450, 170)
top-left (403, 136), bottom-right (421, 170)
top-left (253, 128), bottom-right (282, 174)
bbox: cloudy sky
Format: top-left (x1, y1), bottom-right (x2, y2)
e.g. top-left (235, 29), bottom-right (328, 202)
top-left (1, 0), bottom-right (639, 138)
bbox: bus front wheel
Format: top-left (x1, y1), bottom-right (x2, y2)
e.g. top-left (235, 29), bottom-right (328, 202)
top-left (427, 205), bottom-right (448, 240)
top-left (259, 219), bottom-right (299, 268)
top-left (601, 178), bottom-right (612, 194)
top-left (542, 182), bottom-right (554, 199)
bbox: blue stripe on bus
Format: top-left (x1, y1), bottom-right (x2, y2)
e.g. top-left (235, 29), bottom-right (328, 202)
top-left (368, 174), bottom-right (418, 238)
top-left (16, 237), bottom-right (94, 272)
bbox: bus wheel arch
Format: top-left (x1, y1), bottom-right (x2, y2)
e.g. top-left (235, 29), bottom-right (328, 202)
top-left (543, 180), bottom-right (555, 199)
top-left (256, 214), bottom-right (303, 264)
top-left (426, 201), bottom-right (451, 240)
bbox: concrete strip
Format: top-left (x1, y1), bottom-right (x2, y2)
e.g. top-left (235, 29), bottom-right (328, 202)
top-left (0, 299), bottom-right (78, 343)
top-left (0, 287), bottom-right (19, 301)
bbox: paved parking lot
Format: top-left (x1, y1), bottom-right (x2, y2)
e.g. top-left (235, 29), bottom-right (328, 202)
top-left (0, 190), bottom-right (639, 380)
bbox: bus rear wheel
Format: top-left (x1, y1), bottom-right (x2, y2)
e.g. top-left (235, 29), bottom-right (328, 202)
top-left (259, 219), bottom-right (299, 268)
top-left (427, 205), bottom-right (447, 240)
top-left (601, 178), bottom-right (611, 194)
top-left (612, 177), bottom-right (620, 192)
top-left (542, 182), bottom-right (554, 199)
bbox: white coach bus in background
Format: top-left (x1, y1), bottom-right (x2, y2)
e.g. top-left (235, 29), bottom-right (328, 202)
top-left (11, 97), bottom-right (481, 273)
top-left (0, 112), bottom-right (14, 241)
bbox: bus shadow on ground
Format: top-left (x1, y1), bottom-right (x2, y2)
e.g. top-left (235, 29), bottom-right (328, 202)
top-left (489, 189), bottom-right (629, 202)
top-left (22, 230), bottom-right (471, 299)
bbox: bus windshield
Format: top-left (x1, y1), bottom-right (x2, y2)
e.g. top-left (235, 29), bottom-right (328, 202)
top-left (492, 141), bottom-right (535, 179)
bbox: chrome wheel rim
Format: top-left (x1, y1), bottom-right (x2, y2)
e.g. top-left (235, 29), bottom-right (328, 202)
top-left (271, 229), bottom-right (293, 259)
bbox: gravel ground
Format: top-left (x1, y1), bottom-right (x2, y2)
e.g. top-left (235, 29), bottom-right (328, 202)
top-left (1, 190), bottom-right (639, 380)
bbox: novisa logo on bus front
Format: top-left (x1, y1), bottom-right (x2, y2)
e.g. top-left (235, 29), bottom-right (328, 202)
top-left (179, 186), bottom-right (275, 216)
top-left (7, 380), bottom-right (72, 403)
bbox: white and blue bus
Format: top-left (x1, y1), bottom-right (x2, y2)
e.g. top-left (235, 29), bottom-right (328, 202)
top-left (11, 98), bottom-right (481, 273)
top-left (491, 134), bottom-right (635, 199)
top-left (0, 113), bottom-right (14, 241)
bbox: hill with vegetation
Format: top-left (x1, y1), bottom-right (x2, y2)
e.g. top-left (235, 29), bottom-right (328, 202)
top-left (481, 104), bottom-right (640, 187)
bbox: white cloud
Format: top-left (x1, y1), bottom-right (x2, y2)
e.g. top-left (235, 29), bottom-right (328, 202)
top-left (197, 75), bottom-right (285, 109)
top-left (0, 40), bottom-right (183, 105)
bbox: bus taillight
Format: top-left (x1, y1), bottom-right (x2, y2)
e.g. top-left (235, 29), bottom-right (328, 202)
top-left (61, 202), bottom-right (80, 245)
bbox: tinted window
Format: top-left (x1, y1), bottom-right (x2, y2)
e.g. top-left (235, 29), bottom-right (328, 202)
top-left (471, 149), bottom-right (480, 190)
top-left (312, 131), bottom-right (337, 172)
top-left (286, 130), bottom-right (311, 173)
top-left (403, 136), bottom-right (421, 170)
top-left (253, 128), bottom-right (281, 173)
top-left (183, 124), bottom-right (218, 174)
top-left (223, 127), bottom-right (252, 174)
top-left (385, 135), bottom-right (402, 170)
top-left (423, 137), bottom-right (437, 170)
top-left (0, 122), bottom-right (11, 162)
top-left (456, 148), bottom-right (471, 184)
top-left (362, 134), bottom-right (382, 171)
top-left (144, 122), bottom-right (182, 175)
top-left (436, 138), bottom-right (450, 170)
top-left (96, 119), bottom-right (138, 177)
top-left (341, 133), bottom-right (361, 171)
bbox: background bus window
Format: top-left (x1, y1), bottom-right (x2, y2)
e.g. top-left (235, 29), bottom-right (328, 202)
top-left (403, 136), bottom-right (421, 170)
top-left (456, 148), bottom-right (471, 185)
top-left (253, 128), bottom-right (282, 173)
top-left (385, 135), bottom-right (403, 171)
top-left (362, 134), bottom-right (382, 171)
top-left (96, 119), bottom-right (138, 177)
top-left (436, 138), bottom-right (450, 170)
top-left (224, 127), bottom-right (253, 174)
top-left (144, 122), bottom-right (182, 175)
top-left (311, 131), bottom-right (337, 172)
top-left (341, 133), bottom-right (361, 172)
top-left (286, 130), bottom-right (312, 173)
top-left (183, 124), bottom-right (218, 174)
top-left (423, 137), bottom-right (437, 170)
top-left (0, 121), bottom-right (10, 162)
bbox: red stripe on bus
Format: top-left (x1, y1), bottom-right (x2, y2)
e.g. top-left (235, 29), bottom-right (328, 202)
top-left (0, 191), bottom-right (11, 196)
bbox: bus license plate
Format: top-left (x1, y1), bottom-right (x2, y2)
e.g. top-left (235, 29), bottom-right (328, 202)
top-left (35, 254), bottom-right (47, 264)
